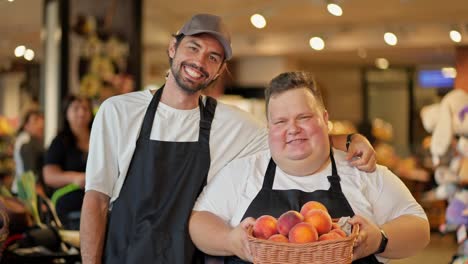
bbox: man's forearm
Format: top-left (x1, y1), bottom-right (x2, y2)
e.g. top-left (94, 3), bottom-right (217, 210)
top-left (379, 215), bottom-right (430, 259)
top-left (189, 211), bottom-right (233, 256)
top-left (80, 190), bottom-right (110, 264)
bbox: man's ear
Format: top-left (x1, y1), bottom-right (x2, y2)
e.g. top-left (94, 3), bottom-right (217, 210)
top-left (213, 63), bottom-right (227, 80)
top-left (323, 110), bottom-right (329, 124)
top-left (168, 37), bottom-right (177, 59)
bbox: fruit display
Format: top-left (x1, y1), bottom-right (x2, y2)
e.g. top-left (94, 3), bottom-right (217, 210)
top-left (251, 201), bottom-right (349, 244)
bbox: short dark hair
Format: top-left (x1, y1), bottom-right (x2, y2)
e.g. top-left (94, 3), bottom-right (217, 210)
top-left (265, 71), bottom-right (325, 117)
top-left (18, 110), bottom-right (43, 134)
top-left (168, 34), bottom-right (186, 66)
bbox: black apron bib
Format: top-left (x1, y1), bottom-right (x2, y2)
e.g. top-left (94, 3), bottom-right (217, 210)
top-left (103, 86), bottom-right (216, 264)
top-left (225, 150), bottom-right (381, 264)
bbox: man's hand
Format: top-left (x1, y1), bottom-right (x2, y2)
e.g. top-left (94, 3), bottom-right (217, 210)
top-left (227, 217), bottom-right (255, 262)
top-left (346, 134), bottom-right (376, 172)
top-left (348, 215), bottom-right (381, 261)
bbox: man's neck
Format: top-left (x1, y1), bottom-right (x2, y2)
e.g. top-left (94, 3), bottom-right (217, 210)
top-left (159, 78), bottom-right (201, 110)
top-left (278, 155), bottom-right (331, 177)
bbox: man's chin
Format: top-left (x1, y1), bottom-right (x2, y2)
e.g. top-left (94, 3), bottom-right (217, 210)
top-left (286, 153), bottom-right (310, 161)
top-left (177, 79), bottom-right (206, 94)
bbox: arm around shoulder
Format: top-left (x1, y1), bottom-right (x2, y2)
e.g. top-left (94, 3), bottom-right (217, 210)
top-left (80, 190), bottom-right (110, 264)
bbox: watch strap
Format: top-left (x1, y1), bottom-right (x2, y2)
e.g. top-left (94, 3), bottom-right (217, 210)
top-left (375, 229), bottom-right (388, 254)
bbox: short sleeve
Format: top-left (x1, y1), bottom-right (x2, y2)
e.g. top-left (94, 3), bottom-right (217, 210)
top-left (85, 99), bottom-right (120, 198)
top-left (193, 158), bottom-right (251, 223)
top-left (368, 166), bottom-right (428, 225)
top-left (44, 136), bottom-right (66, 167)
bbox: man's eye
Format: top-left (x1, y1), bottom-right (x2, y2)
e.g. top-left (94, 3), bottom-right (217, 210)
top-left (209, 55), bottom-right (219, 63)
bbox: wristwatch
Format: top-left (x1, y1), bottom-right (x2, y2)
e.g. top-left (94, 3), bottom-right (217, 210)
top-left (375, 229), bottom-right (388, 254)
top-left (345, 133), bottom-right (356, 151)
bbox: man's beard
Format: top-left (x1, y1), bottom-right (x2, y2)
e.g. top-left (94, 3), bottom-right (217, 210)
top-left (171, 62), bottom-right (213, 94)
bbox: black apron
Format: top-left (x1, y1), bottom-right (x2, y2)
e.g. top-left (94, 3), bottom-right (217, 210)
top-left (103, 86), bottom-right (216, 264)
top-left (225, 150), bottom-right (381, 264)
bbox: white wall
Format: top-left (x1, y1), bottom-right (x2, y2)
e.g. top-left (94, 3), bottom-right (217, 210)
top-left (0, 72), bottom-right (24, 119)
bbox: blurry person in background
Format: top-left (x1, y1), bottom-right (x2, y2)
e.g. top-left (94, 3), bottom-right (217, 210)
top-left (43, 95), bottom-right (93, 229)
top-left (12, 110), bottom-right (45, 195)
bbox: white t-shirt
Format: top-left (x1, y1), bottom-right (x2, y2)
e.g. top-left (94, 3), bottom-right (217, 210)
top-left (194, 149), bottom-right (428, 263)
top-left (85, 89), bottom-right (268, 204)
top-left (12, 131), bottom-right (30, 193)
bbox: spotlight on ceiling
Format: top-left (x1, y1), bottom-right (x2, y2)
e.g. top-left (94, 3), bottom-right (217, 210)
top-left (14, 45), bottom-right (26, 57)
top-left (250, 14), bottom-right (267, 29)
top-left (309, 37), bottom-right (325, 50)
top-left (327, 3), bottom-right (343, 16)
top-left (24, 49), bottom-right (35, 61)
top-left (375, 58), bottom-right (389, 69)
top-left (384, 32), bottom-right (398, 46)
top-left (449, 30), bottom-right (462, 43)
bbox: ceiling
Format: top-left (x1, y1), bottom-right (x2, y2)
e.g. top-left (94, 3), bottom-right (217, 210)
top-left (1, 0), bottom-right (468, 70)
top-left (143, 0), bottom-right (468, 66)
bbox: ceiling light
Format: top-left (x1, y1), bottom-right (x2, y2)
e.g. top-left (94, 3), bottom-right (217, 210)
top-left (8, 0), bottom-right (14, 2)
top-left (384, 32), bottom-right (398, 46)
top-left (449, 30), bottom-right (462, 43)
top-left (250, 14), bottom-right (266, 29)
top-left (24, 49), bottom-right (35, 61)
top-left (441, 67), bottom-right (457, 78)
top-left (327, 3), bottom-right (343, 16)
top-left (309, 37), bottom-right (325, 50)
top-left (14, 45), bottom-right (26, 57)
top-left (375, 58), bottom-right (389, 69)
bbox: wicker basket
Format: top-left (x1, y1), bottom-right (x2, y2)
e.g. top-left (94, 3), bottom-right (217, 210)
top-left (248, 223), bottom-right (359, 264)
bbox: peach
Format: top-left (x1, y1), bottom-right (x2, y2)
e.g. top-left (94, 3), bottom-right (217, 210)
top-left (319, 232), bottom-right (342, 241)
top-left (268, 234), bottom-right (289, 243)
top-left (288, 222), bottom-right (318, 243)
top-left (300, 201), bottom-right (328, 217)
top-left (330, 228), bottom-right (347, 238)
top-left (253, 215), bottom-right (278, 239)
top-left (277, 210), bottom-right (304, 236)
top-left (331, 223), bottom-right (341, 230)
top-left (303, 209), bottom-right (332, 235)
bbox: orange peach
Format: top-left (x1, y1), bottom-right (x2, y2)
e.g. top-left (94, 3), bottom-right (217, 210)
top-left (253, 215), bottom-right (278, 239)
top-left (331, 223), bottom-right (341, 230)
top-left (330, 228), bottom-right (347, 238)
top-left (277, 210), bottom-right (304, 236)
top-left (288, 222), bottom-right (319, 243)
top-left (300, 201), bottom-right (328, 217)
top-left (268, 234), bottom-right (289, 243)
top-left (319, 232), bottom-right (342, 241)
top-left (303, 209), bottom-right (332, 235)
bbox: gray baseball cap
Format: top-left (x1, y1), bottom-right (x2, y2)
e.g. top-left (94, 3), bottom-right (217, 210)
top-left (176, 14), bottom-right (232, 60)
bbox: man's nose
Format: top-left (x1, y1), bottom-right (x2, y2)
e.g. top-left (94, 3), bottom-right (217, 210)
top-left (193, 52), bottom-right (207, 68)
top-left (287, 121), bottom-right (301, 134)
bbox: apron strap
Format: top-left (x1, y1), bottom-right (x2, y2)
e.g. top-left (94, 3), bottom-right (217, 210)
top-left (199, 96), bottom-right (217, 147)
top-left (139, 86), bottom-right (164, 140)
top-left (262, 158), bottom-right (277, 189)
top-left (327, 148), bottom-right (343, 193)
